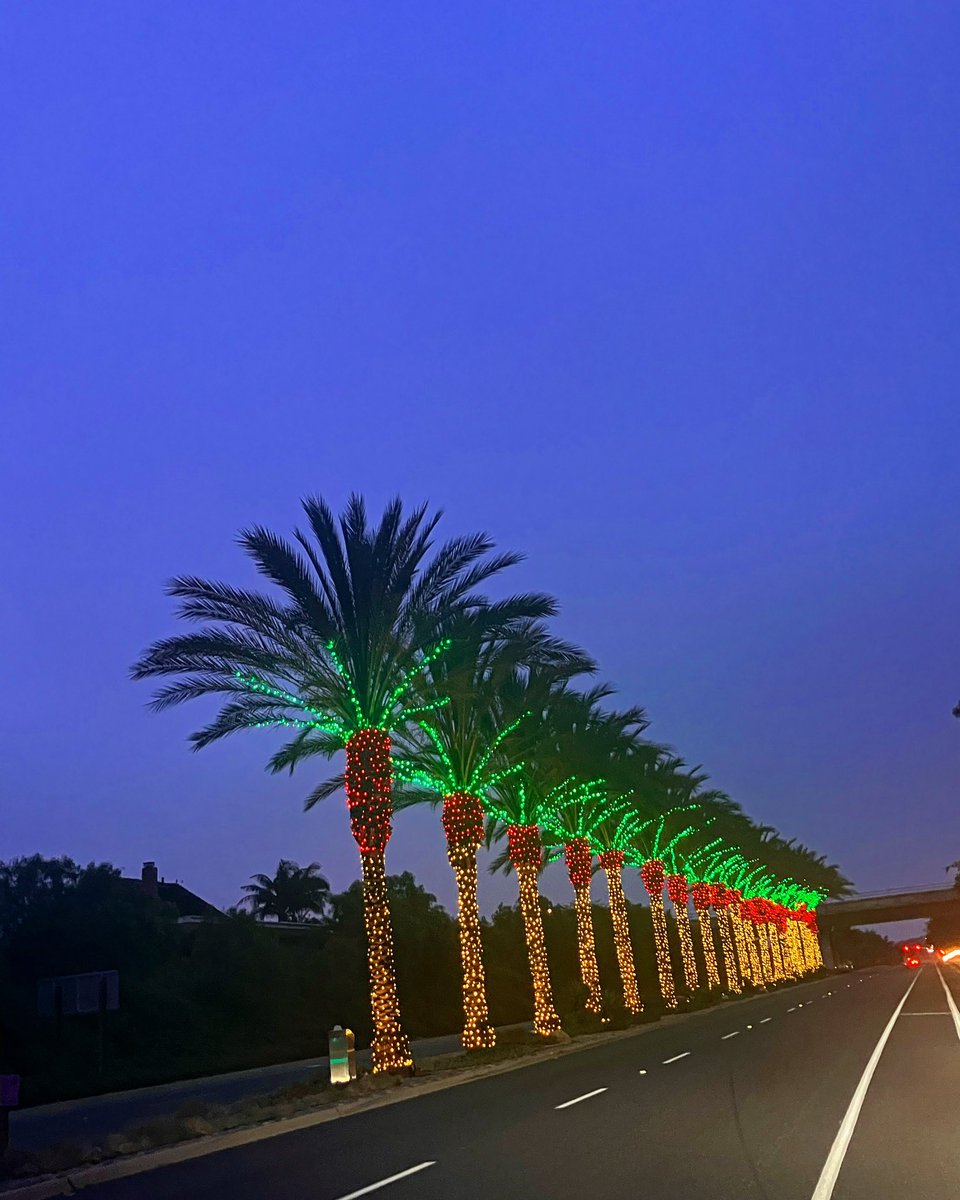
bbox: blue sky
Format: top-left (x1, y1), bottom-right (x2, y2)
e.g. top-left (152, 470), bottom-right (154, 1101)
top-left (2, 3), bottom-right (957, 933)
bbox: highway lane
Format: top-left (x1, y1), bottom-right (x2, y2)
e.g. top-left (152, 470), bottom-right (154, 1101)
top-left (825, 963), bottom-right (960, 1199)
top-left (81, 967), bottom-right (956, 1200)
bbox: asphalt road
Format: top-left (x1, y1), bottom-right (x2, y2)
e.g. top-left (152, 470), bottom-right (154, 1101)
top-left (59, 966), bottom-right (960, 1198)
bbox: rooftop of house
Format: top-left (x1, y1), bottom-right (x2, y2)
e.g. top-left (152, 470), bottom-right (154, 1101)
top-left (121, 861), bottom-right (222, 921)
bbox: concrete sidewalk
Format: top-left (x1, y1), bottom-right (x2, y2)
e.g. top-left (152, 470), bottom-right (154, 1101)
top-left (11, 1026), bottom-right (527, 1152)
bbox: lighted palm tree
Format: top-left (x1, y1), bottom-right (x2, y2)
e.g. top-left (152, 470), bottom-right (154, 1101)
top-left (534, 698), bottom-right (650, 1019)
top-left (240, 859), bottom-right (331, 922)
top-left (625, 801), bottom-right (704, 1009)
top-left (132, 493), bottom-right (524, 1073)
top-left (590, 804), bottom-right (648, 1014)
top-left (663, 869), bottom-right (699, 995)
top-left (393, 617), bottom-right (592, 1048)
top-left (486, 773), bottom-right (563, 1037)
top-left (541, 783), bottom-right (616, 1017)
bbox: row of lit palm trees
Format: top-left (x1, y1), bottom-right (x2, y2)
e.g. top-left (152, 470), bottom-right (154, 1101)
top-left (134, 494), bottom-right (846, 1073)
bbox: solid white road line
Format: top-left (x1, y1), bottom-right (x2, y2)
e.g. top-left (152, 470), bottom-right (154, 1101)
top-left (555, 1087), bottom-right (607, 1110)
top-left (721, 1032), bottom-right (739, 1040)
top-left (936, 967), bottom-right (960, 1043)
top-left (810, 972), bottom-right (919, 1200)
top-left (663, 1052), bottom-right (690, 1064)
top-left (334, 1162), bottom-right (437, 1200)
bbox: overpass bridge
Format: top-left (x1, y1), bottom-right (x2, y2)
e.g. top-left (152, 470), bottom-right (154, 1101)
top-left (818, 882), bottom-right (960, 964)
top-left (819, 883), bottom-right (960, 928)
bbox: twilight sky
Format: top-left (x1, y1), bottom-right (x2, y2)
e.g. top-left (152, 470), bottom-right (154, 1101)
top-left (2, 3), bottom-right (958, 934)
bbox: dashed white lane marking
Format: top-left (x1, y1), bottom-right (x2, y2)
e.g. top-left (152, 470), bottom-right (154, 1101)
top-left (788, 1006), bottom-right (796, 1012)
top-left (721, 1032), bottom-right (739, 1040)
top-left (334, 1162), bottom-right (437, 1200)
top-left (901, 1012), bottom-right (951, 1016)
top-left (760, 1017), bottom-right (772, 1024)
top-left (810, 972), bottom-right (919, 1200)
top-left (555, 1087), bottom-right (608, 1110)
top-left (936, 967), bottom-right (960, 1043)
top-left (663, 1052), bottom-right (691, 1064)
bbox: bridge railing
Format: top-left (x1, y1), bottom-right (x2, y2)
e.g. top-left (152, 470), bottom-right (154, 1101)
top-left (822, 883), bottom-right (956, 904)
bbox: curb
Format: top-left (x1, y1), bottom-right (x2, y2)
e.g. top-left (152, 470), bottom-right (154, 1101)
top-left (1, 971), bottom-right (853, 1197)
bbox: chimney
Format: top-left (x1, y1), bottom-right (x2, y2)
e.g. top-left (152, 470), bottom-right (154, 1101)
top-left (141, 861), bottom-right (159, 899)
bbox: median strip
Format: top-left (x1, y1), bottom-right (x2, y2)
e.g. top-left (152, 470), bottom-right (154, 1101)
top-left (335, 1162), bottom-right (437, 1200)
top-left (555, 1087), bottom-right (607, 1110)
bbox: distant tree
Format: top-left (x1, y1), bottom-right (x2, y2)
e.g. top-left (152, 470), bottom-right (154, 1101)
top-left (0, 855), bottom-right (178, 979)
top-left (240, 860), bottom-right (331, 922)
top-left (831, 927), bottom-right (899, 968)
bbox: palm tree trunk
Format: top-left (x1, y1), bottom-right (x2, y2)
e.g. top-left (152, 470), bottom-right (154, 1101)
top-left (600, 851), bottom-right (643, 1013)
top-left (723, 909), bottom-right (743, 992)
top-left (358, 849), bottom-right (413, 1073)
top-left (796, 917), bottom-right (817, 973)
top-left (777, 922), bottom-right (796, 979)
top-left (755, 919), bottom-right (773, 982)
top-left (573, 886), bottom-right (603, 1014)
top-left (729, 899), bottom-right (753, 986)
top-left (711, 887), bottom-right (741, 994)
top-left (565, 838), bottom-right (603, 1015)
top-left (767, 923), bottom-right (785, 980)
top-left (666, 875), bottom-right (699, 994)
top-left (345, 729), bottom-right (412, 1074)
top-left (790, 919), bottom-right (807, 975)
top-left (691, 884), bottom-right (721, 990)
top-left (744, 914), bottom-right (764, 984)
top-left (641, 860), bottom-right (677, 1009)
top-left (509, 825), bottom-right (562, 1037)
top-left (443, 793), bottom-right (495, 1050)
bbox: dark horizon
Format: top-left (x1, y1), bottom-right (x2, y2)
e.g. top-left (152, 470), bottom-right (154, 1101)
top-left (3, 4), bottom-right (958, 942)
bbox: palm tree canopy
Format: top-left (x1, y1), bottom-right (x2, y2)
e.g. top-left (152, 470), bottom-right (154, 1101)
top-left (240, 859), bottom-right (331, 922)
top-left (394, 616), bottom-right (595, 802)
top-left (133, 494), bottom-right (533, 809)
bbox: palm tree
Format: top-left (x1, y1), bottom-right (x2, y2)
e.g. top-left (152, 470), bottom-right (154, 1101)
top-left (485, 677), bottom-right (629, 1035)
top-left (690, 881), bottom-right (721, 989)
top-left (537, 699), bottom-right (649, 1019)
top-left (132, 493), bottom-right (524, 1074)
top-left (638, 857), bottom-right (675, 1007)
top-left (590, 805), bottom-right (646, 1015)
top-left (486, 775), bottom-right (563, 1037)
top-left (393, 617), bottom-right (591, 1049)
top-left (240, 859), bottom-right (331, 922)
top-left (623, 787), bottom-right (706, 1008)
top-left (664, 872), bottom-right (699, 995)
top-left (541, 783), bottom-right (613, 1017)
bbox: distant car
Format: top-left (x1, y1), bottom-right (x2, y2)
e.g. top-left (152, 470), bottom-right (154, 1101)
top-left (835, 960), bottom-right (854, 972)
top-left (901, 941), bottom-right (931, 969)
